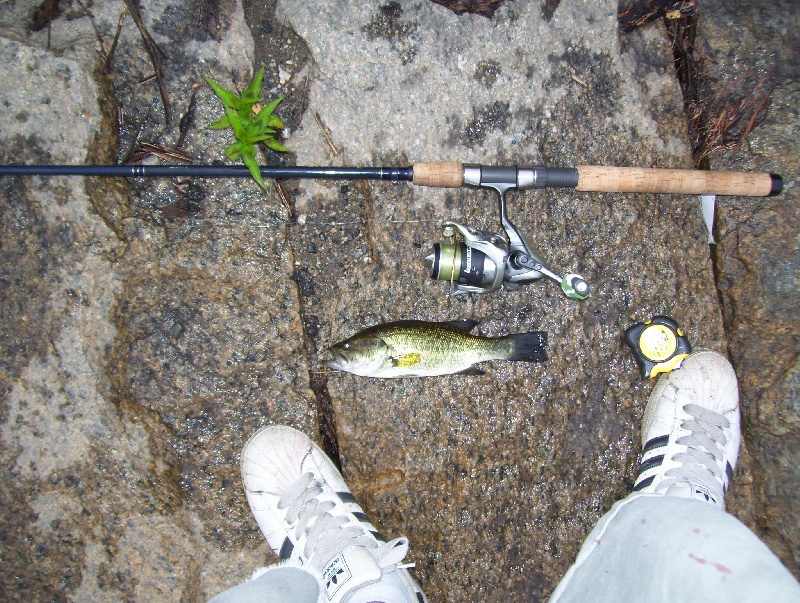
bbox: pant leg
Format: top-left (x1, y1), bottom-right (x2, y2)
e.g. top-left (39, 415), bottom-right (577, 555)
top-left (549, 493), bottom-right (800, 603)
top-left (208, 561), bottom-right (323, 603)
top-left (207, 557), bottom-right (420, 603)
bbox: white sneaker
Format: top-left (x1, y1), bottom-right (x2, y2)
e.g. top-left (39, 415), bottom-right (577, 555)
top-left (240, 425), bottom-right (427, 603)
top-left (632, 350), bottom-right (741, 509)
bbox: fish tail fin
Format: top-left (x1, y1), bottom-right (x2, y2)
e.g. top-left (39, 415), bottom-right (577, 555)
top-left (507, 332), bottom-right (548, 362)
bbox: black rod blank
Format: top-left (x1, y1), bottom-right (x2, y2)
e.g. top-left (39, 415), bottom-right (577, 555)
top-left (0, 164), bottom-right (415, 182)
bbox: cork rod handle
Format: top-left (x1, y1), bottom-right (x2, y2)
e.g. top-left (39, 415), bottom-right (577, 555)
top-left (412, 162), bottom-right (464, 187)
top-left (577, 166), bottom-right (782, 197)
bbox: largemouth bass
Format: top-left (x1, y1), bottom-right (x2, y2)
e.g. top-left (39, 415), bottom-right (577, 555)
top-left (323, 319), bottom-right (547, 378)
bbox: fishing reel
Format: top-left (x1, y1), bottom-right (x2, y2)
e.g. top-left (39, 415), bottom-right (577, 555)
top-left (425, 222), bottom-right (589, 298)
top-left (424, 165), bottom-right (590, 300)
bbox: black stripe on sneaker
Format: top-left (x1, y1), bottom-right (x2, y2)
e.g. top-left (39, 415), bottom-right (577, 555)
top-left (641, 435), bottom-right (669, 456)
top-left (338, 491), bottom-right (358, 504)
top-left (638, 454), bottom-right (664, 475)
top-left (353, 511), bottom-right (372, 524)
top-left (279, 537), bottom-right (294, 559)
top-left (355, 513), bottom-right (387, 542)
top-left (726, 462), bottom-right (733, 484)
top-left (417, 593), bottom-right (425, 602)
top-left (633, 475), bottom-right (654, 491)
top-left (339, 492), bottom-right (385, 541)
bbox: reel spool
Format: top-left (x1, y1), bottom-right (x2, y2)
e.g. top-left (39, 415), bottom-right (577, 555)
top-left (425, 223), bottom-right (508, 294)
top-left (425, 222), bottom-right (589, 299)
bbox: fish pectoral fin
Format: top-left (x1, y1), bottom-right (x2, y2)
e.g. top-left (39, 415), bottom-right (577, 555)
top-left (392, 353), bottom-right (422, 367)
top-left (455, 366), bottom-right (485, 376)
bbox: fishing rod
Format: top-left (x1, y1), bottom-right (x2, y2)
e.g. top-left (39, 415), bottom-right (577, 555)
top-left (0, 162), bottom-right (782, 300)
top-left (0, 162), bottom-right (782, 196)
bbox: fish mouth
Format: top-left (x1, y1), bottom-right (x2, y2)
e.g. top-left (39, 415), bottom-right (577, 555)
top-left (323, 347), bottom-right (348, 369)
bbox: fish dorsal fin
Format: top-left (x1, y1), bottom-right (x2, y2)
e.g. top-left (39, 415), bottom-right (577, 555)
top-left (446, 319), bottom-right (480, 333)
top-left (393, 353), bottom-right (422, 367)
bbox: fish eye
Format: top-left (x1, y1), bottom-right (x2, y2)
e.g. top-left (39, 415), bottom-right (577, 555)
top-left (342, 343), bottom-right (351, 350)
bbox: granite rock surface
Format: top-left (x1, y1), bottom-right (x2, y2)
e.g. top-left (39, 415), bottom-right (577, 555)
top-left (0, 0), bottom-right (795, 601)
top-left (699, 0), bottom-right (800, 575)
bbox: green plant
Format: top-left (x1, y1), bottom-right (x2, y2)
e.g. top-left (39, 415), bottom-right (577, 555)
top-left (204, 66), bottom-right (289, 189)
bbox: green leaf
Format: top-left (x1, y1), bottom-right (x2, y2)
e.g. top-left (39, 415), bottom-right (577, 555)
top-left (241, 145), bottom-right (266, 189)
top-left (204, 76), bottom-right (241, 110)
top-left (241, 66), bottom-right (265, 105)
top-left (264, 138), bottom-right (290, 153)
top-left (238, 105), bottom-right (257, 121)
top-left (254, 96), bottom-right (284, 127)
top-left (223, 103), bottom-right (247, 139)
top-left (205, 68), bottom-right (290, 189)
top-left (268, 115), bottom-right (285, 129)
top-left (206, 115), bottom-right (231, 130)
top-left (262, 96), bottom-right (283, 114)
top-left (241, 117), bottom-right (267, 138)
top-left (240, 132), bottom-right (276, 145)
top-left (225, 141), bottom-right (246, 162)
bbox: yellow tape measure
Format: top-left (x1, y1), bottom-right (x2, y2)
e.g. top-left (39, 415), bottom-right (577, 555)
top-left (624, 316), bottom-right (692, 379)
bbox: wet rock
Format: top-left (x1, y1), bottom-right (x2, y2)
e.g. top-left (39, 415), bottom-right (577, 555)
top-left (0, 0), bottom-right (313, 600)
top-left (278, 0), bottom-right (724, 599)
top-left (0, 0), bottom-right (795, 601)
top-left (429, 0), bottom-right (510, 18)
top-left (695, 0), bottom-right (800, 577)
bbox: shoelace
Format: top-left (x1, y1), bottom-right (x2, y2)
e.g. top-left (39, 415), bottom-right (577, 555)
top-left (278, 472), bottom-right (409, 573)
top-left (655, 402), bottom-right (730, 498)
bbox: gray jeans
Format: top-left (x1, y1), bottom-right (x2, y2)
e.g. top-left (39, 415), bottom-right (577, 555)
top-left (550, 493), bottom-right (800, 602)
top-left (211, 494), bottom-right (800, 602)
